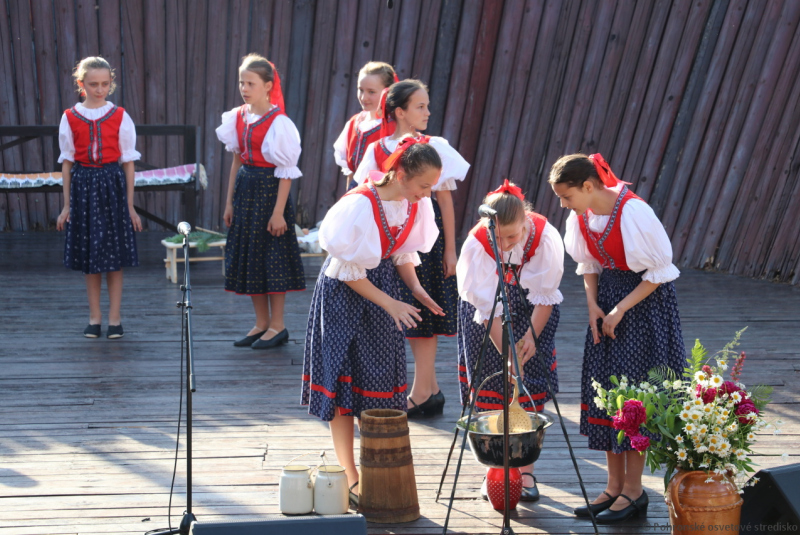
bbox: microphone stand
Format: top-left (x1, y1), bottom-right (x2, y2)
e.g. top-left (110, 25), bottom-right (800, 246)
top-left (148, 227), bottom-right (197, 535)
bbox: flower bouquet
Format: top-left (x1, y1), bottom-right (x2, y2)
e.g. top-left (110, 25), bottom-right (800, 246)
top-left (592, 328), bottom-right (772, 491)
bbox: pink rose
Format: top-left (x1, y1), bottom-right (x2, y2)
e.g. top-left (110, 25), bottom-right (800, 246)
top-left (630, 435), bottom-right (651, 452)
top-left (621, 399), bottom-right (647, 427)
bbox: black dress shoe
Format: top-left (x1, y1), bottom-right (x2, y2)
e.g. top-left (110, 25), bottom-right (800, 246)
top-left (233, 330), bottom-right (267, 347)
top-left (433, 390), bottom-right (445, 411)
top-left (251, 328), bottom-right (289, 349)
top-left (84, 324), bottom-right (101, 338)
top-left (595, 490), bottom-right (648, 524)
top-left (519, 473), bottom-right (540, 502)
top-left (406, 393), bottom-right (443, 418)
top-left (349, 482), bottom-right (359, 509)
top-left (574, 490), bottom-right (617, 517)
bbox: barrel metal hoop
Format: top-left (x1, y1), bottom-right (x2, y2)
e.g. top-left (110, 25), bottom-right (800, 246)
top-left (360, 428), bottom-right (409, 439)
top-left (359, 504), bottom-right (420, 517)
top-left (359, 454), bottom-right (413, 468)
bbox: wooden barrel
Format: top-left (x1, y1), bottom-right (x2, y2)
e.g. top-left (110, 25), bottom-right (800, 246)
top-left (358, 409), bottom-right (420, 523)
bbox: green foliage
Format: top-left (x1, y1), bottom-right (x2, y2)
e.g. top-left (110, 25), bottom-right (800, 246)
top-left (165, 231), bottom-right (225, 253)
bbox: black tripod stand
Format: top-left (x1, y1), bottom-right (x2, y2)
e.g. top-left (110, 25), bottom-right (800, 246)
top-left (148, 223), bottom-right (198, 535)
top-left (436, 214), bottom-right (599, 535)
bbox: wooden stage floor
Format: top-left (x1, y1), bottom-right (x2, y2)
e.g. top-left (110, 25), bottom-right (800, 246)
top-left (0, 232), bottom-right (797, 534)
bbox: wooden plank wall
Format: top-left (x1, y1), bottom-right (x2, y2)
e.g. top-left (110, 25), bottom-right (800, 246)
top-left (2, 0), bottom-right (800, 285)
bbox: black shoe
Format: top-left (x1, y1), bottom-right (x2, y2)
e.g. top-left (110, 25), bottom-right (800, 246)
top-left (519, 473), bottom-right (540, 502)
top-left (433, 390), bottom-right (445, 411)
top-left (251, 328), bottom-right (289, 349)
top-left (595, 490), bottom-right (648, 524)
top-left (349, 482), bottom-right (359, 510)
top-left (406, 393), bottom-right (442, 418)
top-left (84, 324), bottom-right (101, 338)
top-left (574, 491), bottom-right (617, 517)
top-left (106, 324), bottom-right (124, 339)
top-left (233, 330), bottom-right (267, 347)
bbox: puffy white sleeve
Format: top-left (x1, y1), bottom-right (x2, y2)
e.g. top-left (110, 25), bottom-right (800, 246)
top-left (263, 115), bottom-right (302, 179)
top-left (391, 197), bottom-right (439, 267)
top-left (319, 195), bottom-right (382, 281)
top-left (456, 235), bottom-right (502, 323)
top-left (333, 123), bottom-right (351, 176)
top-left (57, 113), bottom-right (74, 163)
top-left (430, 137), bottom-right (470, 192)
top-left (564, 211), bottom-right (603, 275)
top-left (519, 222), bottom-right (564, 306)
top-left (215, 108), bottom-right (240, 153)
top-left (118, 111), bottom-right (141, 163)
top-left (353, 142), bottom-right (379, 185)
top-left (620, 200), bottom-right (680, 283)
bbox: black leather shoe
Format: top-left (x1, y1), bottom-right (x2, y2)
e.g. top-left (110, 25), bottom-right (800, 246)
top-left (407, 393), bottom-right (442, 418)
top-left (84, 324), bottom-right (101, 338)
top-left (433, 390), bottom-right (445, 411)
top-left (574, 491), bottom-right (617, 517)
top-left (251, 328), bottom-right (289, 349)
top-left (519, 473), bottom-right (540, 502)
top-left (349, 482), bottom-right (359, 509)
top-left (595, 490), bottom-right (648, 524)
top-left (106, 324), bottom-right (124, 339)
top-left (233, 330), bottom-right (267, 347)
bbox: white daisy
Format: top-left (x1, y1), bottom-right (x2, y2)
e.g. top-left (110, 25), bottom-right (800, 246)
top-left (676, 449), bottom-right (688, 461)
top-left (709, 375), bottom-right (724, 387)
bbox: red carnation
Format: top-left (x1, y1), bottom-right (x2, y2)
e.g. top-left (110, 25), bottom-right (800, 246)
top-left (613, 399), bottom-right (647, 437)
top-left (735, 400), bottom-right (758, 425)
top-left (630, 435), bottom-right (651, 452)
top-left (718, 381), bottom-right (741, 396)
top-left (702, 387), bottom-right (718, 404)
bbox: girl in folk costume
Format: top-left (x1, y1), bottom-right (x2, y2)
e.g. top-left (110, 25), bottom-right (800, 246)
top-left (456, 180), bottom-right (564, 502)
top-left (550, 154), bottom-right (686, 524)
top-left (302, 139), bottom-right (444, 499)
top-left (216, 54), bottom-right (306, 350)
top-left (353, 79), bottom-right (470, 418)
top-left (56, 56), bottom-right (142, 339)
top-left (333, 61), bottom-right (398, 191)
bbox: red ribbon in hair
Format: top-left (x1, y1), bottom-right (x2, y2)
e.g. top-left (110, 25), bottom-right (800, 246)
top-left (488, 179), bottom-right (524, 201)
top-left (380, 135), bottom-right (431, 173)
top-left (393, 72), bottom-right (399, 83)
top-left (268, 61), bottom-right (285, 112)
top-left (377, 87), bottom-right (396, 139)
top-left (588, 153), bottom-right (630, 188)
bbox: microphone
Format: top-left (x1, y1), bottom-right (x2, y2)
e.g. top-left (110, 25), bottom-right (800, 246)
top-left (478, 204), bottom-right (497, 218)
top-left (177, 221), bottom-right (192, 236)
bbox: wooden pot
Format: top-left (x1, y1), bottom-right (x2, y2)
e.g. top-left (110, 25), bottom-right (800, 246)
top-left (358, 409), bottom-right (420, 523)
top-left (666, 469), bottom-right (743, 534)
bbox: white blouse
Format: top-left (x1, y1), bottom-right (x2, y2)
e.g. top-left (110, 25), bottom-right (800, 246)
top-left (352, 136), bottom-right (470, 192)
top-left (332, 112), bottom-right (381, 176)
top-left (319, 193), bottom-right (439, 281)
top-left (457, 219), bottom-right (565, 323)
top-left (215, 105), bottom-right (303, 179)
top-left (563, 190), bottom-right (680, 284)
top-left (58, 102), bottom-right (140, 164)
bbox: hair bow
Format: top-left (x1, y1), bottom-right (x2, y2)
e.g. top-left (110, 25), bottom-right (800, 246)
top-left (268, 61), bottom-right (285, 112)
top-left (488, 179), bottom-right (524, 200)
top-left (588, 153), bottom-right (630, 188)
top-left (381, 135), bottom-right (431, 173)
top-left (377, 87), bottom-right (396, 138)
top-left (393, 72), bottom-right (399, 83)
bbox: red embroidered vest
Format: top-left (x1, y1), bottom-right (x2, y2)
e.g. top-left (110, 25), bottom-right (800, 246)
top-left (373, 137), bottom-right (395, 173)
top-left (469, 212), bottom-right (547, 284)
top-left (576, 185), bottom-right (642, 271)
top-left (66, 105), bottom-right (124, 166)
top-left (345, 113), bottom-right (383, 173)
top-left (345, 182), bottom-right (419, 259)
top-left (236, 105), bottom-right (285, 167)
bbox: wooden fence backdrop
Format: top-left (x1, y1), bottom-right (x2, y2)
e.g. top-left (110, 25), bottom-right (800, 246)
top-left (2, 0), bottom-right (800, 285)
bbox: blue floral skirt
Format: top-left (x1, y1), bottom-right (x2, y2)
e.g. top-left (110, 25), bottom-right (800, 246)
top-left (457, 284), bottom-right (559, 413)
top-left (580, 269), bottom-right (686, 452)
top-left (64, 162), bottom-right (138, 274)
top-left (301, 257), bottom-right (408, 421)
top-left (225, 165), bottom-right (306, 295)
top-left (399, 197), bottom-right (458, 338)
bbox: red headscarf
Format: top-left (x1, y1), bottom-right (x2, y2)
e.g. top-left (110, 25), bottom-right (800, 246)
top-left (487, 179), bottom-right (525, 200)
top-left (588, 153), bottom-right (630, 188)
top-left (268, 61), bottom-right (285, 112)
top-left (381, 135), bottom-right (431, 173)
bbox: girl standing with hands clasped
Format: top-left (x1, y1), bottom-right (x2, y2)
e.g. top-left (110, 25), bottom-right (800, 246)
top-left (456, 180), bottom-right (564, 502)
top-left (302, 139), bottom-right (444, 502)
top-left (354, 79), bottom-right (470, 417)
top-left (216, 54), bottom-right (305, 350)
top-left (333, 61), bottom-right (397, 191)
top-left (550, 154), bottom-right (686, 524)
top-left (56, 56), bottom-right (142, 339)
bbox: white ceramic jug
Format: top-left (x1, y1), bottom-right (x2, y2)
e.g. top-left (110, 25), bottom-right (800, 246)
top-left (313, 465), bottom-right (349, 515)
top-left (279, 464), bottom-right (314, 515)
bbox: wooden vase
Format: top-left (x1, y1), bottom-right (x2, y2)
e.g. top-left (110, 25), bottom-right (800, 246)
top-left (666, 469), bottom-right (743, 534)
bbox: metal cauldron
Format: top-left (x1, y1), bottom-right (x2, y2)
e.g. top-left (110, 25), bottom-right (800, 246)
top-left (456, 410), bottom-right (553, 468)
